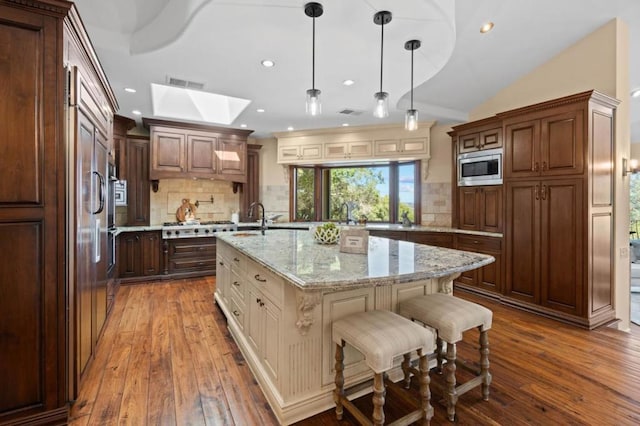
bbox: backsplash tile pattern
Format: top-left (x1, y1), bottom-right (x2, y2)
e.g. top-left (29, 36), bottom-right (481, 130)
top-left (261, 184), bottom-right (289, 221)
top-left (150, 179), bottom-right (239, 224)
top-left (421, 182), bottom-right (452, 226)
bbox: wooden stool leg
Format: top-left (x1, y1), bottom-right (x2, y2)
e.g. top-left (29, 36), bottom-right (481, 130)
top-left (334, 342), bottom-right (345, 420)
top-left (418, 349), bottom-right (433, 425)
top-left (479, 329), bottom-right (492, 401)
top-left (372, 372), bottom-right (386, 426)
top-left (402, 353), bottom-right (412, 389)
top-left (445, 342), bottom-right (458, 421)
top-left (436, 336), bottom-right (444, 373)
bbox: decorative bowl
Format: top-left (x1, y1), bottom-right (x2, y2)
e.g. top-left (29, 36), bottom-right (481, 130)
top-left (313, 226), bottom-right (341, 245)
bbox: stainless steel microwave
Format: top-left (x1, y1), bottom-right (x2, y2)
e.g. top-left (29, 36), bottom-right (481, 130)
top-left (457, 148), bottom-right (502, 186)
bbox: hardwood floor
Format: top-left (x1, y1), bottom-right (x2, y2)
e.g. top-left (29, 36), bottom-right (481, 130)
top-left (69, 277), bottom-right (640, 425)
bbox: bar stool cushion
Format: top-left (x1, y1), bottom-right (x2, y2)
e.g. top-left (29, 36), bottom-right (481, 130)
top-left (399, 294), bottom-right (492, 343)
top-left (332, 310), bottom-right (435, 374)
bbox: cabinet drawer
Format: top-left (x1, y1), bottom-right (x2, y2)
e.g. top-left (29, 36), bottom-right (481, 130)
top-left (407, 232), bottom-right (454, 248)
top-left (168, 257), bottom-right (216, 272)
top-left (246, 261), bottom-right (284, 306)
top-left (228, 294), bottom-right (245, 330)
top-left (169, 238), bottom-right (216, 257)
top-left (230, 269), bottom-right (245, 301)
top-left (456, 235), bottom-right (501, 252)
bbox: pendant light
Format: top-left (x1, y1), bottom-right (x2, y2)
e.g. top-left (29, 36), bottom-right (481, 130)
top-left (405, 39), bottom-right (421, 131)
top-left (373, 11), bottom-right (392, 118)
top-left (305, 2), bottom-right (323, 116)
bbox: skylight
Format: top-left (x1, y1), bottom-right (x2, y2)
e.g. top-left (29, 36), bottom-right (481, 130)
top-left (150, 83), bottom-right (251, 125)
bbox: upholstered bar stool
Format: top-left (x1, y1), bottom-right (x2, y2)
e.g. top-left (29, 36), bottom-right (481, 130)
top-left (399, 294), bottom-right (492, 422)
top-left (332, 310), bottom-right (436, 425)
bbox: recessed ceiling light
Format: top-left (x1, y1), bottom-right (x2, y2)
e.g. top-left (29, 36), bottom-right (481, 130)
top-left (257, 108), bottom-right (265, 113)
top-left (342, 123), bottom-right (349, 127)
top-left (124, 87), bottom-right (137, 93)
top-left (632, 89), bottom-right (640, 98)
top-left (240, 124), bottom-right (247, 128)
top-left (132, 110), bottom-right (141, 115)
top-left (287, 126), bottom-right (294, 131)
top-left (261, 59), bottom-right (275, 68)
top-left (480, 22), bottom-right (494, 33)
top-left (343, 79), bottom-right (355, 86)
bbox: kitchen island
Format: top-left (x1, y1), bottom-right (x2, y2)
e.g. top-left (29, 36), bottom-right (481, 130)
top-left (214, 229), bottom-right (494, 424)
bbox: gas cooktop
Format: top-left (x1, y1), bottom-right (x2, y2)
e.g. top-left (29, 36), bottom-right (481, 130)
top-left (161, 220), bottom-right (237, 239)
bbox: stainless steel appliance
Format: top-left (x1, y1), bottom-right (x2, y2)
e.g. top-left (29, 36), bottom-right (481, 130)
top-left (457, 148), bottom-right (502, 186)
top-left (161, 220), bottom-right (238, 239)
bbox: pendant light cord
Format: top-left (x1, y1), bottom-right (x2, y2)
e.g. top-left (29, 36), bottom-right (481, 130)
top-left (379, 20), bottom-right (384, 93)
top-left (410, 46), bottom-right (414, 109)
top-left (312, 15), bottom-right (316, 90)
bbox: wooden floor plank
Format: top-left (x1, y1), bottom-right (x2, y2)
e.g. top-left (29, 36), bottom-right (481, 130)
top-left (70, 278), bottom-right (640, 426)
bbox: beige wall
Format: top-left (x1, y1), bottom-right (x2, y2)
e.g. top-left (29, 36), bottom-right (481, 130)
top-left (471, 19), bottom-right (631, 331)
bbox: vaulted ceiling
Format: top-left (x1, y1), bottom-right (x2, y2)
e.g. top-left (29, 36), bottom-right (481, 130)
top-left (74, 0), bottom-right (640, 140)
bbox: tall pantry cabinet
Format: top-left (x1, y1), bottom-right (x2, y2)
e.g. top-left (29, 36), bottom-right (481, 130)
top-left (0, 1), bottom-right (117, 424)
top-left (502, 91), bottom-right (618, 329)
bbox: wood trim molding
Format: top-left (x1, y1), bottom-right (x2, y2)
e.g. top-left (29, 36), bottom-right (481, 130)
top-left (496, 90), bottom-right (619, 119)
top-left (142, 117), bottom-right (254, 137)
top-left (6, 0), bottom-right (71, 16)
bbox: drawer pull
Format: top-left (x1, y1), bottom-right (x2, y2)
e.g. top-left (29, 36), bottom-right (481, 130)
top-left (232, 310), bottom-right (240, 317)
top-left (473, 240), bottom-right (479, 244)
top-left (256, 298), bottom-right (262, 304)
top-left (259, 301), bottom-right (265, 307)
top-left (232, 281), bottom-right (240, 287)
top-left (198, 262), bottom-right (205, 266)
top-left (219, 261), bottom-right (224, 266)
top-left (233, 257), bottom-right (240, 262)
top-left (254, 274), bottom-right (267, 283)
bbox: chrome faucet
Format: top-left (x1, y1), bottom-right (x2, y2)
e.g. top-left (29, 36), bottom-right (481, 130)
top-left (249, 201), bottom-right (267, 235)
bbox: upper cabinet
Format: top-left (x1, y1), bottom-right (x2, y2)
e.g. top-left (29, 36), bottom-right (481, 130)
top-left (503, 109), bottom-right (584, 179)
top-left (144, 118), bottom-right (253, 182)
top-left (450, 117), bottom-right (503, 155)
top-left (275, 123), bottom-right (434, 165)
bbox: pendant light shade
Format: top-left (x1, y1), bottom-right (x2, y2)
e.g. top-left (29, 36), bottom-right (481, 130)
top-left (373, 11), bottom-right (392, 118)
top-left (305, 2), bottom-right (323, 116)
top-left (404, 39), bottom-right (421, 131)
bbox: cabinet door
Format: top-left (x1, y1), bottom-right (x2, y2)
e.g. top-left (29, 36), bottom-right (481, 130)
top-left (504, 181), bottom-right (540, 303)
top-left (458, 187), bottom-right (480, 231)
top-left (479, 128), bottom-right (502, 150)
top-left (118, 233), bottom-right (142, 278)
top-left (262, 298), bottom-right (281, 382)
top-left (457, 132), bottom-right (480, 153)
top-left (187, 133), bottom-right (217, 175)
top-left (151, 130), bottom-right (185, 177)
top-left (300, 144), bottom-right (322, 160)
top-left (218, 138), bottom-right (246, 179)
top-left (540, 179), bottom-right (583, 315)
top-left (504, 119), bottom-right (540, 179)
top-left (216, 254), bottom-right (231, 303)
top-left (324, 143), bottom-right (348, 159)
top-left (246, 284), bottom-right (263, 354)
top-left (400, 138), bottom-right (428, 155)
top-left (457, 236), bottom-right (503, 294)
top-left (278, 145), bottom-right (300, 163)
top-left (126, 137), bottom-right (150, 226)
top-left (479, 186), bottom-right (503, 233)
top-left (540, 110), bottom-right (584, 177)
top-left (374, 139), bottom-right (400, 156)
top-left (141, 232), bottom-right (162, 276)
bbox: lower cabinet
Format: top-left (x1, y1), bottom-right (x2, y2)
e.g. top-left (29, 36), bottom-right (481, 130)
top-left (406, 231), bottom-right (454, 248)
top-left (165, 237), bottom-right (216, 277)
top-left (454, 235), bottom-right (502, 296)
top-left (247, 282), bottom-right (281, 382)
top-left (117, 231), bottom-right (162, 281)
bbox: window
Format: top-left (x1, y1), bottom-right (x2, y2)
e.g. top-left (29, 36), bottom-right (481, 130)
top-left (290, 161), bottom-right (420, 224)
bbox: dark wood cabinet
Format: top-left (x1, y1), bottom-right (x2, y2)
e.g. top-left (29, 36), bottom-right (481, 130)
top-left (240, 144), bottom-right (263, 222)
top-left (504, 108), bottom-right (584, 179)
top-left (165, 237), bottom-right (217, 278)
top-left (455, 235), bottom-right (502, 296)
top-left (118, 231), bottom-right (162, 281)
top-left (145, 118), bottom-right (252, 182)
top-left (453, 118), bottom-right (503, 154)
top-left (126, 136), bottom-right (151, 226)
top-left (113, 115), bottom-right (135, 177)
top-left (505, 179), bottom-right (584, 314)
top-left (458, 186), bottom-right (503, 233)
top-left (451, 91), bottom-right (617, 329)
top-left (405, 231), bottom-right (454, 248)
top-left (368, 230), bottom-right (408, 241)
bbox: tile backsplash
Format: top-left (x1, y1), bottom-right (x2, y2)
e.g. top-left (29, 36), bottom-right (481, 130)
top-left (421, 182), bottom-right (452, 226)
top-left (150, 179), bottom-right (239, 224)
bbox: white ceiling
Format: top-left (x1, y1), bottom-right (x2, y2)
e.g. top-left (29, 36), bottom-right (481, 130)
top-left (74, 0), bottom-right (640, 141)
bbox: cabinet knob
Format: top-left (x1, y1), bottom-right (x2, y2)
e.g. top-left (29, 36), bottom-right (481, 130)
top-left (254, 274), bottom-right (267, 283)
top-left (542, 161), bottom-right (547, 171)
top-left (232, 310), bottom-right (240, 317)
top-left (259, 302), bottom-right (265, 307)
top-left (219, 261), bottom-right (224, 266)
top-left (256, 298), bottom-right (262, 304)
top-left (233, 281), bottom-right (240, 287)
top-left (233, 257), bottom-right (240, 262)
top-left (534, 162), bottom-right (540, 172)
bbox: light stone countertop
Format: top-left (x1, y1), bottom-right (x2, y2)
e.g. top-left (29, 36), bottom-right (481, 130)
top-left (238, 221), bottom-right (502, 238)
top-left (114, 225), bottom-right (162, 236)
top-left (216, 229), bottom-right (495, 291)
